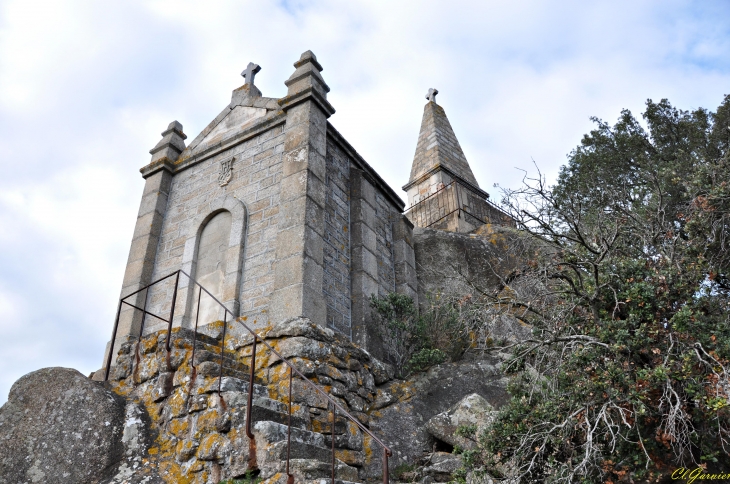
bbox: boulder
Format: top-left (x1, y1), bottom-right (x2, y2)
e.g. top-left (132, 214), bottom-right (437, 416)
top-left (0, 367), bottom-right (125, 483)
top-left (426, 393), bottom-right (495, 450)
top-left (367, 357), bottom-right (508, 478)
top-left (423, 452), bottom-right (463, 481)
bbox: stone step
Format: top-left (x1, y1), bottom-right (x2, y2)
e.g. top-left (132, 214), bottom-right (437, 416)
top-left (261, 470), bottom-right (362, 484)
top-left (246, 398), bottom-right (308, 429)
top-left (254, 420), bottom-right (325, 447)
top-left (189, 373), bottom-right (257, 393)
top-left (257, 458), bottom-right (361, 483)
top-left (253, 422), bottom-right (359, 481)
top-left (192, 347), bottom-right (250, 376)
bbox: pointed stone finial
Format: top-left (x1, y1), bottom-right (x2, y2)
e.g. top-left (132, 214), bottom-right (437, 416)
top-left (241, 62), bottom-right (261, 86)
top-left (426, 88), bottom-right (438, 103)
top-left (279, 50), bottom-right (334, 117)
top-left (149, 121), bottom-right (187, 163)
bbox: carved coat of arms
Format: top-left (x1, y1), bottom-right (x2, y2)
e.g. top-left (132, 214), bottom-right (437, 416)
top-left (219, 157), bottom-right (234, 186)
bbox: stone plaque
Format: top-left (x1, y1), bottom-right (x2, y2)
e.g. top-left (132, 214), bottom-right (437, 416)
top-left (218, 156), bottom-right (234, 186)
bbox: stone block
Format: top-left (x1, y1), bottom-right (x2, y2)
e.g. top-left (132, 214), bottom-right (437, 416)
top-left (352, 246), bottom-right (378, 278)
top-left (266, 317), bottom-right (334, 343)
top-left (126, 234), bottom-right (159, 266)
top-left (142, 170), bottom-right (172, 197)
top-left (301, 280), bottom-right (327, 325)
top-left (424, 452), bottom-right (463, 481)
top-left (307, 169), bottom-right (326, 208)
top-left (268, 336), bottom-right (332, 364)
top-left (138, 190), bottom-right (169, 220)
top-left (351, 271), bottom-right (378, 304)
top-left (309, 123), bottom-right (327, 158)
top-left (352, 199), bottom-right (376, 228)
top-left (395, 261), bottom-right (417, 287)
top-left (396, 284), bottom-right (418, 303)
top-left (0, 368), bottom-right (126, 484)
top-left (196, 433), bottom-right (230, 460)
top-left (351, 169), bottom-right (376, 203)
top-left (350, 223), bottom-right (377, 253)
top-left (393, 214), bottom-right (414, 241)
top-left (282, 101), bottom-right (312, 128)
top-left (151, 372), bottom-right (174, 402)
top-left (270, 283), bottom-right (302, 322)
top-left (279, 171), bottom-right (308, 203)
top-left (274, 224), bottom-right (323, 263)
top-left (276, 197), bottom-right (323, 235)
top-left (273, 254), bottom-right (304, 289)
top-left (131, 210), bottom-right (164, 241)
top-left (393, 239), bottom-right (415, 267)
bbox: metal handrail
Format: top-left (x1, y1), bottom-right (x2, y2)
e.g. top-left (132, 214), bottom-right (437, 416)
top-left (104, 269), bottom-right (392, 483)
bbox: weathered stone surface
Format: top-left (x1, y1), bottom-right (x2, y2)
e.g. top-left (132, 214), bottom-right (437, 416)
top-left (196, 360), bottom-right (221, 377)
top-left (414, 226), bottom-right (533, 343)
top-left (423, 452), bottom-right (464, 482)
top-left (369, 388), bottom-right (397, 410)
top-left (268, 336), bottom-right (332, 364)
top-left (0, 367), bottom-right (126, 484)
top-left (152, 371), bottom-right (174, 401)
top-left (426, 393), bottom-right (495, 450)
top-left (367, 357), bottom-right (508, 478)
top-left (266, 316), bottom-right (335, 342)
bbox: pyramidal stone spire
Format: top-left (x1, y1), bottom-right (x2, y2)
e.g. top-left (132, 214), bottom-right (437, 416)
top-left (403, 90), bottom-right (505, 233)
top-left (406, 91), bottom-right (479, 188)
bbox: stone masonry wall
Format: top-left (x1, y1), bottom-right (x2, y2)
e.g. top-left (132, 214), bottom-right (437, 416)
top-left (374, 192), bottom-right (396, 297)
top-left (323, 140), bottom-right (352, 338)
top-left (97, 318), bottom-right (397, 483)
top-left (144, 124), bottom-right (286, 334)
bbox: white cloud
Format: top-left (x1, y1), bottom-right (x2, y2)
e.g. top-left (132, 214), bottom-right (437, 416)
top-left (0, 0), bottom-right (729, 403)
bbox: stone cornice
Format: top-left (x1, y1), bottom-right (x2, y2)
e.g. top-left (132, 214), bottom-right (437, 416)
top-left (402, 164), bottom-right (490, 200)
top-left (139, 157), bottom-right (175, 178)
top-left (140, 111), bottom-right (287, 178)
top-left (278, 86), bottom-right (335, 118)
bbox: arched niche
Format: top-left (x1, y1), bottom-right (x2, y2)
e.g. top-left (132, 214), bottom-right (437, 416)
top-left (193, 210), bottom-right (232, 324)
top-left (180, 195), bottom-right (247, 328)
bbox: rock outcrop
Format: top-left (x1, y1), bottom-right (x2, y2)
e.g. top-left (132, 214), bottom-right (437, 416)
top-left (0, 367), bottom-right (126, 483)
top-left (413, 226), bottom-right (534, 344)
top-left (368, 355), bottom-right (509, 476)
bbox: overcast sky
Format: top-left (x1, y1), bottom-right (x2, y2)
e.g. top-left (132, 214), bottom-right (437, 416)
top-left (0, 0), bottom-right (729, 403)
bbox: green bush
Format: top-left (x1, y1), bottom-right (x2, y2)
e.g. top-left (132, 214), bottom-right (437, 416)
top-left (370, 292), bottom-right (472, 377)
top-left (408, 348), bottom-right (446, 373)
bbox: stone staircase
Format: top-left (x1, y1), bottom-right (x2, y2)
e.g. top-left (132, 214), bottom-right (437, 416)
top-left (104, 313), bottom-right (393, 484)
top-left (186, 337), bottom-right (364, 483)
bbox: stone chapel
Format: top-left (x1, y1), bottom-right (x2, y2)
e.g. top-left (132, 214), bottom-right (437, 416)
top-left (104, 50), bottom-right (509, 369)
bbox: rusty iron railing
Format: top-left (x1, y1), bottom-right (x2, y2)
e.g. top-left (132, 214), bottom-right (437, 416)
top-left (104, 269), bottom-right (392, 483)
top-left (404, 181), bottom-right (514, 229)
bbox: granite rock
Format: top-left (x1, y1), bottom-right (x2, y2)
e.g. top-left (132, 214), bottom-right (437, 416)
top-left (426, 393), bottom-right (496, 450)
top-left (0, 367), bottom-right (125, 484)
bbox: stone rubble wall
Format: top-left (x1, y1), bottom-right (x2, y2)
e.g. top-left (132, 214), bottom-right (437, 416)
top-left (99, 318), bottom-right (399, 483)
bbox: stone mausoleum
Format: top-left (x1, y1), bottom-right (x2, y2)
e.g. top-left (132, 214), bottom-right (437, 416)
top-left (105, 50), bottom-right (508, 369)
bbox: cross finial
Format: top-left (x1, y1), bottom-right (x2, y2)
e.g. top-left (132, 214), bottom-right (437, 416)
top-left (241, 62), bottom-right (261, 86)
top-left (426, 88), bottom-right (439, 103)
